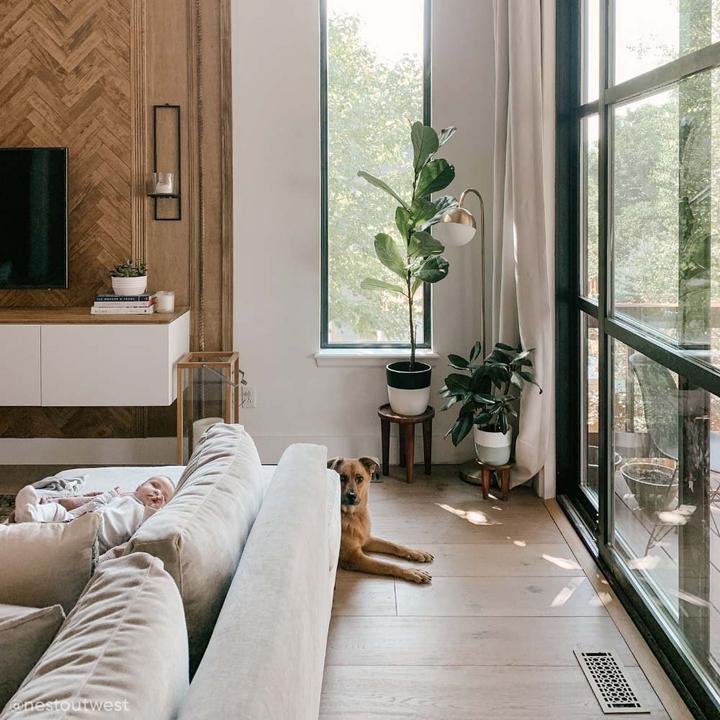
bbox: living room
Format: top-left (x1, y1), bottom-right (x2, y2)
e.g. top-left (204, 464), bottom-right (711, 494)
top-left (0, 0), bottom-right (718, 718)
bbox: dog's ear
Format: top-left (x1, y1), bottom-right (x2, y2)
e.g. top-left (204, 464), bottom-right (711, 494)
top-left (327, 457), bottom-right (343, 471)
top-left (359, 456), bottom-right (381, 482)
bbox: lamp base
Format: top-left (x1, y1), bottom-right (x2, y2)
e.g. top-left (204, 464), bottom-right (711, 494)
top-left (459, 459), bottom-right (484, 486)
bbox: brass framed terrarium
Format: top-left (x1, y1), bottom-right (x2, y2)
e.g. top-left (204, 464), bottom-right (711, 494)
top-left (176, 351), bottom-right (242, 463)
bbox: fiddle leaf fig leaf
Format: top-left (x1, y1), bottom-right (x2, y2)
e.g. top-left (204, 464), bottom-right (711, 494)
top-left (360, 278), bottom-right (406, 295)
top-left (374, 233), bottom-right (406, 279)
top-left (408, 231), bottom-right (444, 258)
top-left (409, 198), bottom-right (438, 229)
top-left (411, 122), bottom-right (439, 172)
top-left (438, 126), bottom-right (457, 147)
top-left (395, 206), bottom-right (412, 241)
top-left (416, 158), bottom-right (455, 197)
top-left (414, 255), bottom-right (449, 283)
top-left (357, 171), bottom-right (409, 210)
top-left (418, 195), bottom-right (457, 228)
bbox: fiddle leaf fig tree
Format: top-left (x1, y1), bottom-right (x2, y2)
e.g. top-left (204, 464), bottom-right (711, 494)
top-left (358, 121), bottom-right (459, 367)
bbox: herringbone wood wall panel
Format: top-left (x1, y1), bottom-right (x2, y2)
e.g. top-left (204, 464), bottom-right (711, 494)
top-left (0, 0), bottom-right (133, 308)
top-left (0, 1), bottom-right (232, 441)
top-left (0, 0), bottom-right (136, 437)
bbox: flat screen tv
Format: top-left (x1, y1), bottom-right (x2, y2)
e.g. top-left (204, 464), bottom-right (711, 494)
top-left (0, 147), bottom-right (68, 289)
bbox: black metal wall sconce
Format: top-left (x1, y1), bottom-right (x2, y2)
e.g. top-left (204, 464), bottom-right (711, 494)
top-left (148, 104), bottom-right (181, 221)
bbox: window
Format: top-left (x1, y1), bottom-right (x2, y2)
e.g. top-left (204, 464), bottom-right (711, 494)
top-left (320, 0), bottom-right (431, 347)
top-left (557, 1), bottom-right (720, 715)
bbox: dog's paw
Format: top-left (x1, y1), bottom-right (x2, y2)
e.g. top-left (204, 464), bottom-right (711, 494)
top-left (401, 568), bottom-right (432, 584)
top-left (405, 549), bottom-right (434, 563)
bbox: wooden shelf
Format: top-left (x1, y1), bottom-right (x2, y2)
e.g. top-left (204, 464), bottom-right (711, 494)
top-left (0, 307), bottom-right (189, 324)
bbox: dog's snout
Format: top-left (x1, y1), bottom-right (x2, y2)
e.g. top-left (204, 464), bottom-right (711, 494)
top-left (346, 490), bottom-right (357, 501)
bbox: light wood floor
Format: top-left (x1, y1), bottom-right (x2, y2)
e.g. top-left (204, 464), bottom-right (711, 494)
top-left (320, 466), bottom-right (693, 720)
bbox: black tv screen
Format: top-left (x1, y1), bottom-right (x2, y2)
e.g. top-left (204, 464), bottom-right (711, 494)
top-left (0, 147), bottom-right (68, 289)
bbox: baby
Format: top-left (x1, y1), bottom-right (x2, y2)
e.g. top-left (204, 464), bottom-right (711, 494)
top-left (14, 476), bottom-right (174, 555)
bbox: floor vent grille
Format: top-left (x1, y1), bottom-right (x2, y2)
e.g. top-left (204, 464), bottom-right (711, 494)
top-left (574, 650), bottom-right (649, 714)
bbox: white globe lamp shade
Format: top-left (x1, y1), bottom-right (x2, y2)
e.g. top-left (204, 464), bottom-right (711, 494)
top-left (434, 206), bottom-right (477, 247)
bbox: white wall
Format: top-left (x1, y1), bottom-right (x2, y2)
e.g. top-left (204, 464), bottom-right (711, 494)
top-left (232, 0), bottom-right (495, 463)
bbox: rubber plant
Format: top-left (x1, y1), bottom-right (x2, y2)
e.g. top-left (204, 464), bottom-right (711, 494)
top-left (358, 121), bottom-right (459, 368)
top-left (440, 341), bottom-right (542, 445)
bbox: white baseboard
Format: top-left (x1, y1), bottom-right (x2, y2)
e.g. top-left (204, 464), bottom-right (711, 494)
top-left (0, 438), bottom-right (176, 465)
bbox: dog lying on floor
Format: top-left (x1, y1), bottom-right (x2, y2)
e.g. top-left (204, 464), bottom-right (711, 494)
top-left (329, 457), bottom-right (433, 584)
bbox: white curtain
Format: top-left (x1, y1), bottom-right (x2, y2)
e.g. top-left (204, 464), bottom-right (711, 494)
top-left (491, 0), bottom-right (556, 496)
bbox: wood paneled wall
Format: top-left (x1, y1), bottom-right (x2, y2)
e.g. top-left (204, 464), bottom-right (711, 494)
top-left (0, 0), bottom-right (232, 439)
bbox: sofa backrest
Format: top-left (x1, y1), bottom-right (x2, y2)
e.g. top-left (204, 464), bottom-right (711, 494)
top-left (125, 423), bottom-right (265, 672)
top-left (178, 443), bottom-right (339, 720)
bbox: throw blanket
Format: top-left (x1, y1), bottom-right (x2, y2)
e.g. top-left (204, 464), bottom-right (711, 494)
top-left (32, 474), bottom-right (87, 496)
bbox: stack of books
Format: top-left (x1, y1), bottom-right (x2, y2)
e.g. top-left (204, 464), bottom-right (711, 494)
top-left (91, 293), bottom-right (156, 315)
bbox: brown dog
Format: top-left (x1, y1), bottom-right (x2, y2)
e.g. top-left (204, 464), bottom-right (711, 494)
top-left (329, 457), bottom-right (433, 584)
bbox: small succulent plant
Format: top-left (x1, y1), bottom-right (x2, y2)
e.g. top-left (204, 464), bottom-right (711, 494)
top-left (111, 259), bottom-right (147, 278)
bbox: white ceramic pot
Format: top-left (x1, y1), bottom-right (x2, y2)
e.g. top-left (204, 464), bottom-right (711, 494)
top-left (473, 427), bottom-right (512, 465)
top-left (112, 275), bottom-right (148, 296)
top-left (386, 361), bottom-right (431, 416)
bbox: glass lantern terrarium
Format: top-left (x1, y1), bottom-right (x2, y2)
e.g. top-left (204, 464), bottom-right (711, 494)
top-left (176, 351), bottom-right (242, 463)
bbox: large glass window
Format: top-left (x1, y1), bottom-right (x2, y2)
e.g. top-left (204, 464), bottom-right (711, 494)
top-left (321, 0), bottom-right (430, 347)
top-left (558, 1), bottom-right (720, 714)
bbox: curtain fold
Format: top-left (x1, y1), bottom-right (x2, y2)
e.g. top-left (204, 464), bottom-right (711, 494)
top-left (491, 0), bottom-right (555, 496)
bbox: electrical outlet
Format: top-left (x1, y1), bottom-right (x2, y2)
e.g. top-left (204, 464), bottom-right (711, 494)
top-left (241, 385), bottom-right (256, 409)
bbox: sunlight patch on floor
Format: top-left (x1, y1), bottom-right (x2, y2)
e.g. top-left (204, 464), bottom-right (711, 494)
top-left (550, 577), bottom-right (585, 607)
top-left (435, 502), bottom-right (501, 526)
top-left (542, 554), bottom-right (582, 571)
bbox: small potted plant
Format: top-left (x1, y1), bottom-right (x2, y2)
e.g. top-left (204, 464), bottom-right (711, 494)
top-left (111, 259), bottom-right (148, 296)
top-left (440, 342), bottom-right (541, 464)
top-left (358, 121), bottom-right (460, 415)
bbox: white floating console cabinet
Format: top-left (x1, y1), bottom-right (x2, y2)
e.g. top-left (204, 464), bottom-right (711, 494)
top-left (0, 308), bottom-right (190, 407)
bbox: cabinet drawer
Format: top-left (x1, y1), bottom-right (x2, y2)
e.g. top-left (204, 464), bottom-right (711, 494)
top-left (0, 325), bottom-right (41, 405)
top-left (41, 321), bottom-right (188, 407)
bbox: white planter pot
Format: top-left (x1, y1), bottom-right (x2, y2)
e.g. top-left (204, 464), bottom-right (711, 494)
top-left (387, 386), bottom-right (431, 416)
top-left (112, 275), bottom-right (148, 296)
top-left (473, 427), bottom-right (512, 465)
top-left (386, 361), bottom-right (431, 416)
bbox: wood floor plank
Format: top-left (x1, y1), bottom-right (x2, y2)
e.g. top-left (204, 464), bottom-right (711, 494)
top-left (370, 508), bottom-right (564, 545)
top-left (319, 666), bottom-right (669, 719)
top-left (325, 616), bottom-right (638, 666)
top-left (384, 543), bottom-right (583, 577)
top-left (395, 576), bottom-right (608, 617)
top-left (332, 571), bottom-right (397, 616)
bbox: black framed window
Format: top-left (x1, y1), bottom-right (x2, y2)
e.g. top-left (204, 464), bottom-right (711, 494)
top-left (320, 0), bottom-right (431, 348)
top-left (557, 2), bottom-right (720, 716)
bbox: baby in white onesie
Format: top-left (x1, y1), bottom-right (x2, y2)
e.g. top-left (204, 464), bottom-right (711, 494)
top-left (14, 476), bottom-right (174, 554)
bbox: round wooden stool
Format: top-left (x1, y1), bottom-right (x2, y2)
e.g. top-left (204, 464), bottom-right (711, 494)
top-left (460, 460), bottom-right (514, 501)
top-left (378, 404), bottom-right (434, 484)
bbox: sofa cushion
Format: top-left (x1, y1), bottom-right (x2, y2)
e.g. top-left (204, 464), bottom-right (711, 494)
top-left (125, 423), bottom-right (265, 671)
top-left (0, 513), bottom-right (100, 613)
top-left (0, 554), bottom-right (188, 720)
top-left (0, 604), bottom-right (65, 710)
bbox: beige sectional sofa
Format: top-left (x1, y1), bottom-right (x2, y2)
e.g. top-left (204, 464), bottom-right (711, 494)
top-left (0, 425), bottom-right (341, 720)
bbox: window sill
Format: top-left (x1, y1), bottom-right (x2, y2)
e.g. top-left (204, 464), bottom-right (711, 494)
top-left (314, 349), bottom-right (440, 368)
